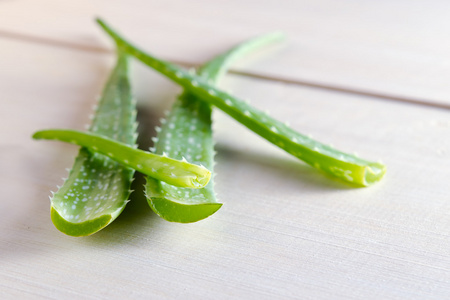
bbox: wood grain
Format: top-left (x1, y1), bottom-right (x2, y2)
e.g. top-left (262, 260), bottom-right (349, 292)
top-left (1, 35), bottom-right (450, 299)
top-left (1, 0), bottom-right (450, 105)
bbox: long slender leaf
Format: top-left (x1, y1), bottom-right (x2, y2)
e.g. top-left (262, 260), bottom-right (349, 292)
top-left (97, 19), bottom-right (386, 186)
top-left (33, 129), bottom-right (211, 189)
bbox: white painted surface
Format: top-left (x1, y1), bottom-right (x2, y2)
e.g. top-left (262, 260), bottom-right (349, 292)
top-left (1, 2), bottom-right (450, 299)
top-left (2, 1), bottom-right (450, 103)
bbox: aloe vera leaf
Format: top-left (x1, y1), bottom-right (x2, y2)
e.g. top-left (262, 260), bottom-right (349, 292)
top-left (33, 129), bottom-right (211, 189)
top-left (145, 33), bottom-right (285, 222)
top-left (97, 19), bottom-right (386, 186)
top-left (38, 52), bottom-right (137, 236)
top-left (145, 96), bottom-right (220, 222)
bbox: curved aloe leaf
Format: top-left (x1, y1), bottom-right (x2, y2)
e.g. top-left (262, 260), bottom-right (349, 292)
top-left (39, 52), bottom-right (137, 236)
top-left (33, 129), bottom-right (211, 189)
top-left (96, 19), bottom-right (386, 186)
top-left (146, 32), bottom-right (284, 222)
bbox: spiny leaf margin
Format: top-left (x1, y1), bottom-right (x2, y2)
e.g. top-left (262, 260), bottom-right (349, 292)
top-left (45, 52), bottom-right (137, 236)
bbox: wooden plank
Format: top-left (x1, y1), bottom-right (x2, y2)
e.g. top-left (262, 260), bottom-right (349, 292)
top-left (1, 38), bottom-right (450, 299)
top-left (1, 0), bottom-right (450, 105)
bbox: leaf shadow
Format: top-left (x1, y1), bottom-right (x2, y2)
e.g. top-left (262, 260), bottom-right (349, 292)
top-left (215, 142), bottom-right (358, 192)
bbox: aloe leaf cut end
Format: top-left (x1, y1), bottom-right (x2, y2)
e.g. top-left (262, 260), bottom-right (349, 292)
top-left (51, 207), bottom-right (113, 237)
top-left (362, 162), bottom-right (387, 186)
top-left (149, 198), bottom-right (222, 223)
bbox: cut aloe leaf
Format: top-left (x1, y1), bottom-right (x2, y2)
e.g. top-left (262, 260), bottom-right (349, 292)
top-left (33, 129), bottom-right (211, 189)
top-left (97, 19), bottom-right (386, 186)
top-left (146, 32), bottom-right (284, 223)
top-left (40, 52), bottom-right (137, 236)
top-left (145, 95), bottom-right (220, 223)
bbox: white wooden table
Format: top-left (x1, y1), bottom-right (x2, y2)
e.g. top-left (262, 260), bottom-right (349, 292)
top-left (2, 1), bottom-right (450, 299)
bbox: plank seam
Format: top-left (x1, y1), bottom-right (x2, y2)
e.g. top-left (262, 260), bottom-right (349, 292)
top-left (1, 29), bottom-right (448, 110)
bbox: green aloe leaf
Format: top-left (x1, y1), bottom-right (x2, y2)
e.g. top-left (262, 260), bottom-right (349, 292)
top-left (96, 19), bottom-right (386, 186)
top-left (146, 32), bottom-right (284, 223)
top-left (40, 52), bottom-right (137, 236)
top-left (33, 129), bottom-right (211, 189)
